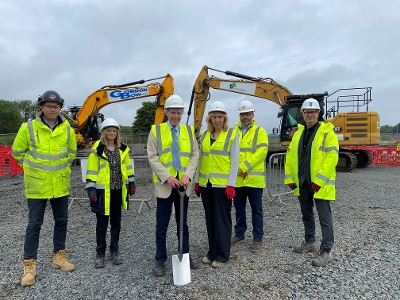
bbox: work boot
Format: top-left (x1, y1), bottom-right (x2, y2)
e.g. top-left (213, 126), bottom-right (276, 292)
top-left (153, 261), bottom-right (165, 277)
top-left (110, 252), bottom-right (122, 265)
top-left (52, 250), bottom-right (75, 271)
top-left (189, 255), bottom-right (199, 269)
top-left (250, 241), bottom-right (263, 253)
top-left (21, 259), bottom-right (36, 287)
top-left (95, 254), bottom-right (105, 268)
top-left (231, 236), bottom-right (245, 245)
top-left (312, 250), bottom-right (334, 267)
top-left (293, 240), bottom-right (318, 253)
top-left (201, 256), bottom-right (212, 265)
top-left (211, 260), bottom-right (225, 268)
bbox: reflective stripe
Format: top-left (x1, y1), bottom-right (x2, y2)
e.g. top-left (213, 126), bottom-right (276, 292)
top-left (24, 159), bottom-right (69, 172)
top-left (99, 164), bottom-right (106, 170)
top-left (87, 170), bottom-right (98, 175)
top-left (128, 177), bottom-right (135, 182)
top-left (210, 149), bottom-right (229, 156)
top-left (27, 149), bottom-right (69, 161)
top-left (155, 124), bottom-right (163, 154)
top-left (247, 171), bottom-right (264, 176)
top-left (210, 173), bottom-right (229, 179)
top-left (126, 165), bottom-right (133, 171)
top-left (12, 149), bottom-right (27, 157)
top-left (244, 161), bottom-right (252, 169)
top-left (285, 174), bottom-right (293, 179)
top-left (316, 173), bottom-right (329, 183)
top-left (256, 143), bottom-right (268, 148)
top-left (85, 181), bottom-right (96, 189)
top-left (199, 173), bottom-right (208, 179)
top-left (96, 184), bottom-right (105, 189)
top-left (27, 121), bottom-right (37, 148)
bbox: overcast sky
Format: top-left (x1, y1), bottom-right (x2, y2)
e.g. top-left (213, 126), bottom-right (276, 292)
top-left (1, 0), bottom-right (399, 133)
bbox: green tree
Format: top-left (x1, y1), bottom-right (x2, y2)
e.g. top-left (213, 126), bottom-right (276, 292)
top-left (0, 100), bottom-right (24, 133)
top-left (380, 124), bottom-right (395, 133)
top-left (13, 99), bottom-right (38, 121)
top-left (132, 101), bottom-right (156, 133)
top-left (119, 125), bottom-right (133, 134)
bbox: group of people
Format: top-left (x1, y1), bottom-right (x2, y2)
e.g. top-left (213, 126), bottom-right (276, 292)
top-left (11, 91), bottom-right (339, 287)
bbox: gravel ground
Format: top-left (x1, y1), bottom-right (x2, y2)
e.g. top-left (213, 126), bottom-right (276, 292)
top-left (1, 159), bottom-right (400, 299)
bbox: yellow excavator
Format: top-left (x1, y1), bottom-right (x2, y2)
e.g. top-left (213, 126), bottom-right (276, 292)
top-left (186, 65), bottom-right (380, 172)
top-left (64, 74), bottom-right (174, 150)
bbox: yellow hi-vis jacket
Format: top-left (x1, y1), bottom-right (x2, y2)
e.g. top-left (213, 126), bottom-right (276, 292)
top-left (235, 120), bottom-right (268, 188)
top-left (85, 140), bottom-right (134, 215)
top-left (284, 122), bottom-right (339, 200)
top-left (150, 123), bottom-right (195, 182)
top-left (11, 113), bottom-right (77, 199)
top-left (198, 128), bottom-right (236, 188)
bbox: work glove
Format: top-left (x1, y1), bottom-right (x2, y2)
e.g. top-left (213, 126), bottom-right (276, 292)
top-left (225, 186), bottom-right (236, 200)
top-left (194, 183), bottom-right (201, 197)
top-left (311, 182), bottom-right (321, 192)
top-left (128, 182), bottom-right (136, 196)
top-left (288, 183), bottom-right (297, 190)
top-left (86, 187), bottom-right (97, 202)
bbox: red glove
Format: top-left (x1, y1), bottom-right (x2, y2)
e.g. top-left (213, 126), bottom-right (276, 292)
top-left (194, 183), bottom-right (201, 197)
top-left (311, 182), bottom-right (321, 192)
top-left (89, 195), bottom-right (97, 202)
top-left (288, 183), bottom-right (297, 190)
top-left (225, 186), bottom-right (236, 200)
top-left (129, 188), bottom-right (136, 196)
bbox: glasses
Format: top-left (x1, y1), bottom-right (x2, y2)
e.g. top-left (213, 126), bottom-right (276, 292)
top-left (240, 112), bottom-right (253, 117)
top-left (167, 111), bottom-right (183, 116)
top-left (44, 104), bottom-right (61, 110)
top-left (302, 110), bottom-right (319, 115)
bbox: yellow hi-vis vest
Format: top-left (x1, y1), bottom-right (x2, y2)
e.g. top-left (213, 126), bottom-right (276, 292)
top-left (235, 120), bottom-right (268, 188)
top-left (199, 128), bottom-right (236, 188)
top-left (284, 122), bottom-right (339, 200)
top-left (11, 114), bottom-right (77, 199)
top-left (85, 140), bottom-right (134, 215)
top-left (150, 123), bottom-right (195, 182)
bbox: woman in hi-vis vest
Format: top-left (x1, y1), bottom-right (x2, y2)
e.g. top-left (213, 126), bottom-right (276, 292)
top-left (194, 101), bottom-right (239, 268)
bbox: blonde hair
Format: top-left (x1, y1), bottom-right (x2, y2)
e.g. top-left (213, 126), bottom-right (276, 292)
top-left (100, 127), bottom-right (121, 149)
top-left (205, 112), bottom-right (229, 133)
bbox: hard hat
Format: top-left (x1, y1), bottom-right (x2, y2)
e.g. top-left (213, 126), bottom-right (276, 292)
top-left (208, 101), bottom-right (227, 114)
top-left (37, 90), bottom-right (64, 107)
top-left (100, 118), bottom-right (120, 132)
top-left (301, 98), bottom-right (320, 110)
top-left (164, 95), bottom-right (184, 109)
top-left (238, 100), bottom-right (255, 113)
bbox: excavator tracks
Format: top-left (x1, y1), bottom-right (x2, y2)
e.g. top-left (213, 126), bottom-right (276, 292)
top-left (337, 151), bottom-right (358, 172)
top-left (355, 150), bottom-right (374, 168)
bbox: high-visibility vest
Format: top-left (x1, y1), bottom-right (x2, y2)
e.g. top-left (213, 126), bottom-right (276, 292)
top-left (199, 128), bottom-right (236, 188)
top-left (150, 122), bottom-right (195, 182)
top-left (11, 114), bottom-right (77, 199)
top-left (85, 140), bottom-right (134, 215)
top-left (284, 122), bottom-right (339, 200)
top-left (235, 120), bottom-right (268, 188)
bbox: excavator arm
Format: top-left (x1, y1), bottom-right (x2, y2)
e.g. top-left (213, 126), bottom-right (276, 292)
top-left (187, 65), bottom-right (292, 137)
top-left (70, 74), bottom-right (174, 147)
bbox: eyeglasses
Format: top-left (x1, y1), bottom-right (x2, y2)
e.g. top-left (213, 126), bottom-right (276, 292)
top-left (240, 112), bottom-right (253, 117)
top-left (302, 110), bottom-right (319, 115)
top-left (167, 111), bottom-right (183, 116)
top-left (44, 104), bottom-right (61, 110)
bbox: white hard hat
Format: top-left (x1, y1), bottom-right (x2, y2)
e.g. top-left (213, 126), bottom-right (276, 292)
top-left (208, 101), bottom-right (227, 114)
top-left (165, 95), bottom-right (184, 109)
top-left (100, 118), bottom-right (120, 132)
top-left (238, 100), bottom-right (255, 113)
top-left (301, 98), bottom-right (320, 110)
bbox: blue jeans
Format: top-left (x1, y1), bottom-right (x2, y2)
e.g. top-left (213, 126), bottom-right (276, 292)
top-left (233, 187), bottom-right (264, 242)
top-left (155, 188), bottom-right (189, 262)
top-left (298, 183), bottom-right (334, 252)
top-left (24, 196), bottom-right (69, 259)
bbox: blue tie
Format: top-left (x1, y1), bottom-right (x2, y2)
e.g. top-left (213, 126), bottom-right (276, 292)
top-left (171, 127), bottom-right (181, 171)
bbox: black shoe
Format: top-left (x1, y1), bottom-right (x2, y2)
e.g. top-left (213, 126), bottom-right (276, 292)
top-left (95, 254), bottom-right (105, 268)
top-left (110, 252), bottom-right (122, 265)
top-left (190, 255), bottom-right (199, 269)
top-left (153, 261), bottom-right (165, 276)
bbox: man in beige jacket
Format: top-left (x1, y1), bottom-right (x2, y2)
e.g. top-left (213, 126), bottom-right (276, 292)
top-left (147, 95), bottom-right (199, 277)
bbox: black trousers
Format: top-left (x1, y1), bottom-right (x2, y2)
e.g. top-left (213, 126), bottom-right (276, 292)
top-left (200, 182), bottom-right (232, 263)
top-left (298, 183), bottom-right (334, 252)
top-left (96, 189), bottom-right (122, 256)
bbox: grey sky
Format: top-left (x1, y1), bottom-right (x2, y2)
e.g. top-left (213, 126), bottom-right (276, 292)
top-left (1, 0), bottom-right (399, 133)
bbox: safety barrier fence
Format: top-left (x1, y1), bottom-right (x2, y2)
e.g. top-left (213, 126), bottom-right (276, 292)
top-left (370, 144), bottom-right (400, 166)
top-left (266, 153), bottom-right (293, 204)
top-left (0, 146), bottom-right (23, 177)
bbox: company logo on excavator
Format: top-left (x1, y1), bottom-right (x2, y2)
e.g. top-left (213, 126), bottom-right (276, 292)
top-left (220, 82), bottom-right (256, 94)
top-left (334, 126), bottom-right (343, 132)
top-left (109, 88), bottom-right (149, 100)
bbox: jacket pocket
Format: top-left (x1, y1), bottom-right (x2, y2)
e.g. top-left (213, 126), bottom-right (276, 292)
top-left (25, 168), bottom-right (46, 195)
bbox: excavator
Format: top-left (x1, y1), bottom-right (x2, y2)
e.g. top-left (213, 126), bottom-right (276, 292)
top-left (63, 74), bottom-right (174, 153)
top-left (186, 65), bottom-right (380, 172)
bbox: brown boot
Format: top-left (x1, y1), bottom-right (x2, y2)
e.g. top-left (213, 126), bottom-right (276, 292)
top-left (52, 250), bottom-right (75, 272)
top-left (21, 259), bottom-right (36, 287)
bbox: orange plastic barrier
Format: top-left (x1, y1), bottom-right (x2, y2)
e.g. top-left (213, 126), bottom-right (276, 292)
top-left (0, 146), bottom-right (24, 176)
top-left (342, 143), bottom-right (400, 167)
